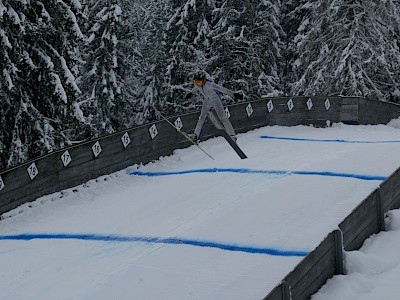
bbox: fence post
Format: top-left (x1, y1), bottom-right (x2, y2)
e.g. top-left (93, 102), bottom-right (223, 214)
top-left (282, 281), bottom-right (291, 300)
top-left (334, 229), bottom-right (344, 275)
top-left (377, 188), bottom-right (386, 231)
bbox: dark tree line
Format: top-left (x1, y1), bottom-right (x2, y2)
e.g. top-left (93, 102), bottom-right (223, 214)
top-left (1, 0), bottom-right (400, 169)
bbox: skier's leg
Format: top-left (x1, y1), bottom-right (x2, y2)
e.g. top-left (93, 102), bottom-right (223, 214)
top-left (212, 101), bottom-right (236, 137)
top-left (194, 103), bottom-right (210, 138)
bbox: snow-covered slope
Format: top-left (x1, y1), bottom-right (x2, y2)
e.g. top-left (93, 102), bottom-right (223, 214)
top-left (1, 121), bottom-right (400, 300)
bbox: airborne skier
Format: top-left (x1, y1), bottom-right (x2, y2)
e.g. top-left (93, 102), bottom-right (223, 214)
top-left (186, 70), bottom-right (243, 142)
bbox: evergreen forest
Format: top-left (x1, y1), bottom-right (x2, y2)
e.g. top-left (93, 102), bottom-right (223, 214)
top-left (1, 0), bottom-right (400, 170)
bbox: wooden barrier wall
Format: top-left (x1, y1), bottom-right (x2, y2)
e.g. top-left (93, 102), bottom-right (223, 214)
top-left (1, 96), bottom-right (399, 215)
top-left (263, 152), bottom-right (400, 300)
top-left (264, 230), bottom-right (343, 300)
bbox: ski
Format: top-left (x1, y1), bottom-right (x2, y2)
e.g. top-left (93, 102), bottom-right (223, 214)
top-left (157, 111), bottom-right (215, 160)
top-left (207, 110), bottom-right (248, 159)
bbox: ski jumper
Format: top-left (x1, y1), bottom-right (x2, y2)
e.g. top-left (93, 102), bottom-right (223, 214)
top-left (191, 80), bottom-right (236, 138)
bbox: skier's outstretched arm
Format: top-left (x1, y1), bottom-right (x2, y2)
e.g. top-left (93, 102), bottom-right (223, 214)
top-left (185, 86), bottom-right (198, 100)
top-left (210, 82), bottom-right (234, 97)
top-left (211, 82), bottom-right (243, 100)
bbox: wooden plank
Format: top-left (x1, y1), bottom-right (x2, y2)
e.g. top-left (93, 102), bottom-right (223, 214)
top-left (0, 153), bottom-right (61, 198)
top-left (380, 168), bottom-right (400, 212)
top-left (284, 231), bottom-right (337, 300)
top-left (263, 97), bottom-right (345, 127)
top-left (0, 181), bottom-right (62, 215)
top-left (339, 190), bottom-right (380, 251)
top-left (358, 98), bottom-right (400, 124)
top-left (262, 283), bottom-right (285, 300)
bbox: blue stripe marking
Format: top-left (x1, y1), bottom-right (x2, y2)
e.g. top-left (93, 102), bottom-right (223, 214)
top-left (0, 233), bottom-right (309, 257)
top-left (130, 168), bottom-right (386, 181)
top-left (260, 135), bottom-right (400, 144)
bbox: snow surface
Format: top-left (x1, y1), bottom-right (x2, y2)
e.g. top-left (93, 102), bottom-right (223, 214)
top-left (312, 209), bottom-right (400, 300)
top-left (2, 121), bottom-right (400, 299)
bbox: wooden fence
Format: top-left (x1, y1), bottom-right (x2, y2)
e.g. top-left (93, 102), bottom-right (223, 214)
top-left (1, 96), bottom-right (398, 216)
top-left (263, 167), bottom-right (400, 300)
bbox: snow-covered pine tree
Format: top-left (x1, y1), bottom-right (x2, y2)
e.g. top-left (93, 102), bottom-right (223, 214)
top-left (164, 0), bottom-right (216, 113)
top-left (164, 0), bottom-right (284, 109)
top-left (210, 0), bottom-right (284, 98)
top-left (376, 0), bottom-right (400, 102)
top-left (0, 0), bottom-right (85, 169)
top-left (0, 0), bottom-right (22, 169)
top-left (280, 0), bottom-right (309, 95)
top-left (292, 0), bottom-right (400, 101)
top-left (79, 0), bottom-right (131, 136)
top-left (124, 0), bottom-right (172, 124)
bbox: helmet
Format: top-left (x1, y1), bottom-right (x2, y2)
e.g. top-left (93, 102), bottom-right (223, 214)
top-left (193, 70), bottom-right (206, 85)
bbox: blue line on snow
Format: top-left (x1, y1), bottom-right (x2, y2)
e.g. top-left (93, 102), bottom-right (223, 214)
top-left (260, 135), bottom-right (400, 144)
top-left (129, 168), bottom-right (386, 181)
top-left (0, 233), bottom-right (309, 257)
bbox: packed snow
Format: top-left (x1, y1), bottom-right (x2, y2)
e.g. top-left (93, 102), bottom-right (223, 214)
top-left (2, 120), bottom-right (400, 299)
top-left (312, 209), bottom-right (400, 300)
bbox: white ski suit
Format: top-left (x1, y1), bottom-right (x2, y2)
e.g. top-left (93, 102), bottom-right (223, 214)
top-left (190, 79), bottom-right (236, 138)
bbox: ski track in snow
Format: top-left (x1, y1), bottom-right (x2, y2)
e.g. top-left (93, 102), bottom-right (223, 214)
top-left (1, 122), bottom-right (400, 299)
